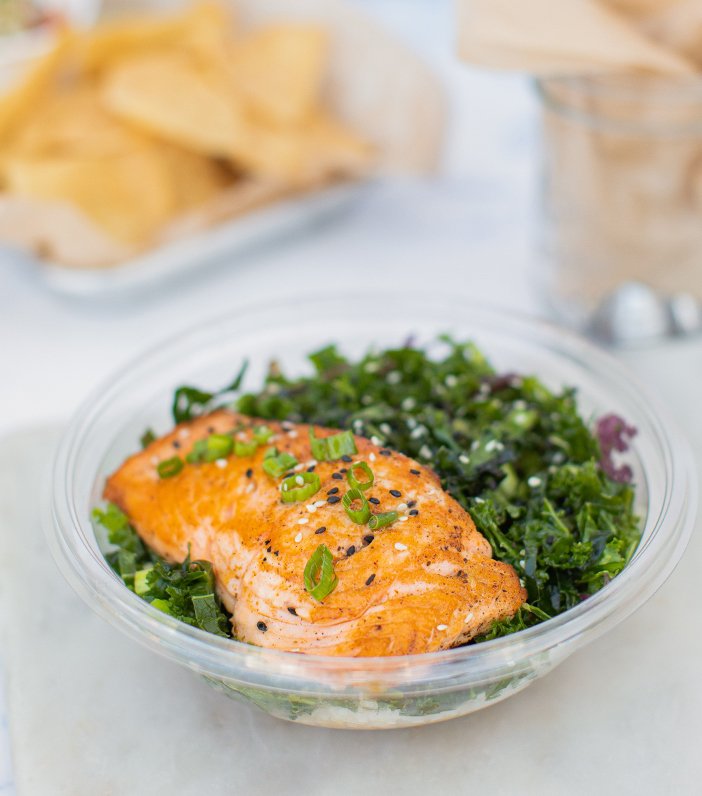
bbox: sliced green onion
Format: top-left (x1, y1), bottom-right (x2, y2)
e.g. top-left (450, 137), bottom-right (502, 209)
top-left (347, 461), bottom-right (374, 491)
top-left (308, 428), bottom-right (329, 461)
top-left (203, 433), bottom-right (233, 461)
top-left (234, 438), bottom-right (259, 457)
top-left (140, 428), bottom-right (156, 449)
top-left (253, 425), bottom-right (273, 444)
top-left (157, 456), bottom-right (184, 478)
top-left (186, 434), bottom-right (233, 463)
top-left (281, 472), bottom-right (321, 503)
top-left (308, 428), bottom-right (358, 461)
top-left (342, 488), bottom-right (371, 524)
top-left (186, 439), bottom-right (208, 464)
top-left (262, 450), bottom-right (298, 479)
top-left (304, 544), bottom-right (338, 602)
top-left (327, 430), bottom-right (357, 459)
top-left (368, 511), bottom-right (398, 530)
top-left (263, 446), bottom-right (277, 459)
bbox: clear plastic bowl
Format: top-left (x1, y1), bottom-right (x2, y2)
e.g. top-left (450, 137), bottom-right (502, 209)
top-left (46, 295), bottom-right (697, 729)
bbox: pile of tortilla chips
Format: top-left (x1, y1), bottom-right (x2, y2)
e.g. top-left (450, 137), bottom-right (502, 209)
top-left (0, 1), bottom-right (372, 260)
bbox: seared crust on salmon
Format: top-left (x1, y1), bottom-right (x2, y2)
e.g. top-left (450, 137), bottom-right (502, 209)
top-left (105, 410), bottom-right (526, 656)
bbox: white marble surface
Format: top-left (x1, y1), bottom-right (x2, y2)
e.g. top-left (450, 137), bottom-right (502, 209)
top-left (0, 0), bottom-right (701, 793)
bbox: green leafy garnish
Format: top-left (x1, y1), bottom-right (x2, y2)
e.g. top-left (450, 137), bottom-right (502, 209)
top-left (93, 504), bottom-right (231, 636)
top-left (172, 359), bottom-right (248, 424)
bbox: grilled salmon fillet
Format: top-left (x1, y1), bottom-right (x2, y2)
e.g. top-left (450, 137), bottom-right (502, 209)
top-left (104, 410), bottom-right (526, 656)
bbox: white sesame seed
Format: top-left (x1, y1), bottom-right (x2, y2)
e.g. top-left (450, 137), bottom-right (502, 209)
top-left (419, 445), bottom-right (432, 459)
top-left (246, 482), bottom-right (254, 493)
top-left (464, 612), bottom-right (474, 624)
top-left (215, 458), bottom-right (227, 469)
top-left (528, 476), bottom-right (542, 487)
top-left (305, 460), bottom-right (317, 468)
top-left (459, 454), bottom-right (470, 464)
top-left (394, 542), bottom-right (408, 551)
top-left (474, 497), bottom-right (485, 504)
top-left (293, 463), bottom-right (305, 472)
top-left (471, 440), bottom-right (480, 451)
top-left (397, 503), bottom-right (408, 512)
top-left (379, 423), bottom-right (391, 435)
top-left (297, 517), bottom-right (309, 525)
top-left (369, 452), bottom-right (376, 462)
top-left (294, 532), bottom-right (303, 543)
top-left (370, 435), bottom-right (381, 446)
top-left (364, 361), bottom-right (379, 373)
top-left (306, 503), bottom-right (317, 513)
top-left (401, 397), bottom-right (416, 411)
top-left (295, 475), bottom-right (304, 486)
top-left (406, 417), bottom-right (417, 429)
top-left (314, 500), bottom-right (326, 508)
top-left (353, 419), bottom-right (363, 431)
top-left (287, 430), bottom-right (298, 439)
top-left (178, 429), bottom-right (190, 439)
top-left (399, 516), bottom-right (409, 522)
top-left (387, 371), bottom-right (401, 384)
top-left (268, 434), bottom-right (279, 443)
top-left (436, 624), bottom-right (448, 631)
top-left (485, 439), bottom-right (504, 453)
top-left (410, 426), bottom-right (425, 440)
top-left (445, 375), bottom-right (457, 388)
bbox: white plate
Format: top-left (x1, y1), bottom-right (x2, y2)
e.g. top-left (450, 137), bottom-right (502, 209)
top-left (31, 181), bottom-right (370, 299)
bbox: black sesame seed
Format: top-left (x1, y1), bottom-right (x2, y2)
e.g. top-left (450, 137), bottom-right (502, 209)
top-left (172, 440), bottom-right (181, 449)
top-left (369, 497), bottom-right (380, 505)
top-left (332, 472), bottom-right (343, 480)
top-left (407, 500), bottom-right (417, 508)
top-left (366, 574), bottom-right (376, 586)
top-left (409, 509), bottom-right (419, 516)
top-left (347, 545), bottom-right (356, 557)
top-left (307, 465), bottom-right (316, 473)
top-left (410, 469), bottom-right (420, 475)
top-left (341, 454), bottom-right (352, 463)
top-left (389, 489), bottom-right (402, 498)
top-left (379, 449), bottom-right (391, 456)
top-left (264, 538), bottom-right (271, 545)
top-left (339, 468), bottom-right (348, 474)
top-left (273, 550), bottom-right (279, 556)
top-left (266, 546), bottom-right (272, 553)
top-left (315, 526), bottom-right (327, 534)
top-left (257, 621), bottom-right (268, 632)
top-left (327, 487), bottom-right (339, 495)
top-left (288, 607), bottom-right (298, 616)
top-left (327, 495), bottom-right (341, 504)
top-left (246, 467), bottom-right (253, 478)
top-left (363, 534), bottom-right (374, 545)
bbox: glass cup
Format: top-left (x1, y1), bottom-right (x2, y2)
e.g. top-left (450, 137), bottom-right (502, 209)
top-left (536, 75), bottom-right (702, 343)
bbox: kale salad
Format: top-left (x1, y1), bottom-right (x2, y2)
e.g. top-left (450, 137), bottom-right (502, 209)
top-left (94, 337), bottom-right (640, 645)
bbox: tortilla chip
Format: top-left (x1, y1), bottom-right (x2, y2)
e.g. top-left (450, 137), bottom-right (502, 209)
top-left (231, 110), bottom-right (372, 182)
top-left (100, 49), bottom-right (250, 157)
top-left (3, 147), bottom-right (176, 243)
top-left (78, 2), bottom-right (231, 73)
top-left (0, 31), bottom-right (73, 145)
top-left (7, 84), bottom-right (142, 157)
top-left (225, 25), bottom-right (328, 124)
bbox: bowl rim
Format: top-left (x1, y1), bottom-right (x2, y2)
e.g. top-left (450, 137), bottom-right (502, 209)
top-left (47, 294), bottom-right (698, 687)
